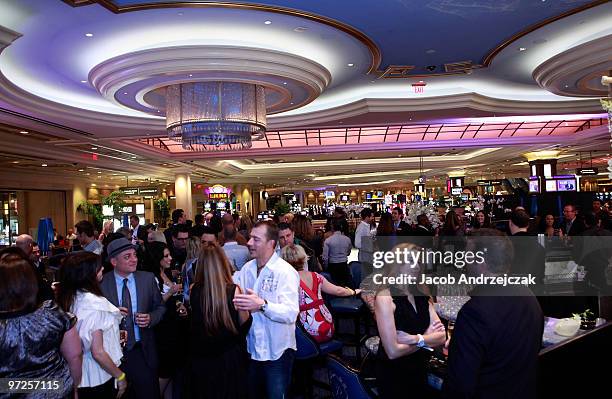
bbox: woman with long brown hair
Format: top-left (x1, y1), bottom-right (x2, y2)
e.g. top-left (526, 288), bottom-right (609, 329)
top-left (0, 252), bottom-right (83, 399)
top-left (189, 243), bottom-right (252, 399)
top-left (376, 212), bottom-right (397, 252)
top-left (292, 214), bottom-right (322, 258)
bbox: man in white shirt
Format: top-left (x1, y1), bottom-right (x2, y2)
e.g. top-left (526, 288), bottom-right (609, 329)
top-left (129, 214), bottom-right (140, 245)
top-left (354, 208), bottom-right (375, 264)
top-left (323, 218), bottom-right (353, 286)
top-left (233, 221), bottom-right (300, 399)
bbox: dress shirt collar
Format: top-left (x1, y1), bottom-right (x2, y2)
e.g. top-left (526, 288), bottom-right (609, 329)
top-left (113, 270), bottom-right (134, 285)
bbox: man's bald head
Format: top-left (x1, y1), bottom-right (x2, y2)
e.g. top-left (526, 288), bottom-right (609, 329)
top-left (15, 234), bottom-right (34, 256)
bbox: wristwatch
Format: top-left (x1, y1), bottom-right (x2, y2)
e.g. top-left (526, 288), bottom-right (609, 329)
top-left (260, 299), bottom-right (268, 313)
top-left (416, 334), bottom-right (426, 348)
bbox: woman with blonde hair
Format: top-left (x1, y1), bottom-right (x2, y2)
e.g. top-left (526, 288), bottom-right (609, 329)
top-left (182, 236), bottom-right (201, 304)
top-left (281, 244), bottom-right (359, 343)
top-left (374, 243), bottom-right (446, 398)
top-left (189, 244), bottom-right (251, 398)
top-left (98, 221), bottom-right (114, 242)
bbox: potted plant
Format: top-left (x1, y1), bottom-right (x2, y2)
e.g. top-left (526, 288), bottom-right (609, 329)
top-left (76, 200), bottom-right (103, 231)
top-left (154, 197), bottom-right (170, 226)
top-left (573, 309), bottom-right (596, 330)
top-left (102, 191), bottom-right (127, 217)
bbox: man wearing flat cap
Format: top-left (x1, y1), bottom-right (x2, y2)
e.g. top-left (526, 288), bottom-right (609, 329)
top-left (100, 238), bottom-right (166, 398)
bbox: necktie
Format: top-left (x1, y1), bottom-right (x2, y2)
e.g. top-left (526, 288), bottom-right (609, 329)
top-left (122, 278), bottom-right (136, 350)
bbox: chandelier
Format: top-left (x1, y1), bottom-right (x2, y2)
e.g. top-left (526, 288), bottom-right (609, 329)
top-left (166, 81), bottom-right (266, 151)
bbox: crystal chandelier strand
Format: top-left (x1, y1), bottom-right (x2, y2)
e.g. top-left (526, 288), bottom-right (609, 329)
top-left (165, 81), bottom-right (267, 152)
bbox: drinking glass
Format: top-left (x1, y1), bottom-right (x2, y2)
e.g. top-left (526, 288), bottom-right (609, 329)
top-left (119, 318), bottom-right (127, 347)
top-left (447, 320), bottom-right (455, 340)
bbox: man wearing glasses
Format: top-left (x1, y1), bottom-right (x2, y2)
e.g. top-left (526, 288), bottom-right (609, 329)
top-left (561, 204), bottom-right (585, 236)
top-left (171, 224), bottom-right (190, 270)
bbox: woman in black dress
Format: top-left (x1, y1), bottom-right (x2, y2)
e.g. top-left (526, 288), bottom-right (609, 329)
top-left (145, 242), bottom-right (188, 399)
top-left (190, 243), bottom-right (252, 399)
top-left (375, 243), bottom-right (446, 398)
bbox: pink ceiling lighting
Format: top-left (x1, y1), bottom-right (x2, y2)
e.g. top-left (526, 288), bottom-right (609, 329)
top-left (135, 116), bottom-right (606, 154)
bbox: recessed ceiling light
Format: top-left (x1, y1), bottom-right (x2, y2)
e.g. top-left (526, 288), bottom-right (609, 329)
top-left (11, 161), bottom-right (19, 164)
top-left (347, 63), bottom-right (354, 67)
top-left (264, 20), bottom-right (272, 25)
top-left (177, 12), bottom-right (183, 16)
top-left (131, 156), bottom-right (137, 159)
top-left (97, 171), bottom-right (102, 174)
top-left (78, 169), bottom-right (84, 172)
top-left (91, 147), bottom-right (97, 150)
top-left (123, 92), bottom-right (128, 95)
top-left (282, 82), bottom-right (287, 85)
top-left (85, 33), bottom-right (93, 37)
top-left (41, 163), bottom-right (47, 167)
top-left (19, 131), bottom-right (29, 134)
top-left (519, 47), bottom-right (527, 51)
top-left (188, 74), bottom-right (193, 77)
top-left (80, 80), bottom-right (87, 83)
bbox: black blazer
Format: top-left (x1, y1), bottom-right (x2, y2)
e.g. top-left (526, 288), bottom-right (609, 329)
top-left (394, 220), bottom-right (411, 236)
top-left (443, 285), bottom-right (544, 399)
top-left (100, 270), bottom-right (166, 368)
top-left (561, 218), bottom-right (586, 236)
top-left (511, 231), bottom-right (545, 286)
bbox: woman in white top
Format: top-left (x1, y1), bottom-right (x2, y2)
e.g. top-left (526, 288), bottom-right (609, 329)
top-left (57, 251), bottom-right (126, 398)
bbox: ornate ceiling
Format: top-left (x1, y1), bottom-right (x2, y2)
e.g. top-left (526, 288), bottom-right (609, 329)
top-left (0, 0), bottom-right (610, 189)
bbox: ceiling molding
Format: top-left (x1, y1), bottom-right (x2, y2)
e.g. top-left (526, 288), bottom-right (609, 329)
top-left (88, 45), bottom-right (331, 116)
top-left (532, 34), bottom-right (612, 97)
top-left (60, 0), bottom-right (382, 74)
top-left (268, 94), bottom-right (602, 129)
top-left (481, 0), bottom-right (608, 66)
top-left (0, 25), bottom-right (21, 51)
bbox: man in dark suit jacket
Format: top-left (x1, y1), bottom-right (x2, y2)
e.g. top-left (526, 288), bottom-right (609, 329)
top-left (100, 238), bottom-right (166, 398)
top-left (509, 210), bottom-right (546, 287)
top-left (408, 214), bottom-right (435, 249)
top-left (443, 229), bottom-right (544, 399)
top-left (391, 207), bottom-right (411, 236)
top-left (561, 204), bottom-right (586, 236)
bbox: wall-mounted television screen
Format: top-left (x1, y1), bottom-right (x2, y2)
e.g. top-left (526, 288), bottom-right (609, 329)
top-left (529, 178), bottom-right (540, 193)
top-left (556, 178), bottom-right (576, 192)
top-left (324, 190), bottom-right (335, 199)
top-left (365, 192), bottom-right (373, 200)
top-left (340, 194), bottom-right (349, 202)
top-left (451, 187), bottom-right (462, 195)
top-left (545, 179), bottom-right (557, 192)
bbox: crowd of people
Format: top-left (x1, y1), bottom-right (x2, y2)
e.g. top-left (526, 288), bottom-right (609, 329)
top-left (1, 199), bottom-right (610, 398)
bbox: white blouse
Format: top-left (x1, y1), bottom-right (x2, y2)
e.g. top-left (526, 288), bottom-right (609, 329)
top-left (72, 291), bottom-right (123, 388)
top-left (155, 277), bottom-right (172, 295)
